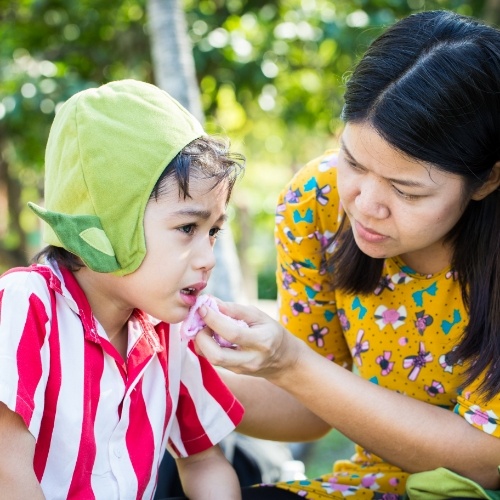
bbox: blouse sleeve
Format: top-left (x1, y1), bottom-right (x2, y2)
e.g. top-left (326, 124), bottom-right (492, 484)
top-left (454, 373), bottom-right (500, 438)
top-left (275, 151), bottom-right (352, 368)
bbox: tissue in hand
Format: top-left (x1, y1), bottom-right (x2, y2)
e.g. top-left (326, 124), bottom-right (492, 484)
top-left (180, 295), bottom-right (247, 347)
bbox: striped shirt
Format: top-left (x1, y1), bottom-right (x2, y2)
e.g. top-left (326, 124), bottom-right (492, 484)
top-left (0, 262), bottom-right (244, 499)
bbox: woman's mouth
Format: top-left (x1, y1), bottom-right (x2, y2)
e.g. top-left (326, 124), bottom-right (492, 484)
top-left (354, 220), bottom-right (389, 243)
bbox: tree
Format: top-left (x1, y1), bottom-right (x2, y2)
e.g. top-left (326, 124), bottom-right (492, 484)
top-left (1, 0), bottom-right (492, 288)
top-left (0, 0), bottom-right (152, 271)
top-left (147, 0), bottom-right (247, 301)
top-left (148, 0), bottom-right (204, 122)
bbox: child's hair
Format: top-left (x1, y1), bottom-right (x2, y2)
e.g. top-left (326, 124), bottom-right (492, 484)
top-left (329, 10), bottom-right (500, 398)
top-left (33, 135), bottom-right (244, 271)
top-left (150, 135), bottom-right (244, 202)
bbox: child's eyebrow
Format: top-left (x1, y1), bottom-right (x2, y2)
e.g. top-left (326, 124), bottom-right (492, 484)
top-left (172, 209), bottom-right (227, 223)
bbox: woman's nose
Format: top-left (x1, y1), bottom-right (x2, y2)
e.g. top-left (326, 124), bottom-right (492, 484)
top-left (354, 182), bottom-right (390, 219)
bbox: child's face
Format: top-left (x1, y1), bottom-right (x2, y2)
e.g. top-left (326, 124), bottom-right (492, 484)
top-left (114, 175), bottom-right (229, 324)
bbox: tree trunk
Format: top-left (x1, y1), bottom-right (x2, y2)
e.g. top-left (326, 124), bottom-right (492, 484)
top-left (146, 0), bottom-right (246, 302)
top-left (147, 0), bottom-right (204, 123)
top-left (0, 133), bottom-right (28, 269)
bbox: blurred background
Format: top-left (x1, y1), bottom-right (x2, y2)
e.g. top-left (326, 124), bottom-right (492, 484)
top-left (0, 0), bottom-right (497, 300)
top-left (2, 0), bottom-right (499, 480)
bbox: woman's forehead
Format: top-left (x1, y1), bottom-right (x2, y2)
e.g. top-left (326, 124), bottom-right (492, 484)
top-left (341, 123), bottom-right (462, 188)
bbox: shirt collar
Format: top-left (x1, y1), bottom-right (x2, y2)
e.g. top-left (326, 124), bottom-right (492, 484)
top-left (38, 261), bottom-right (165, 352)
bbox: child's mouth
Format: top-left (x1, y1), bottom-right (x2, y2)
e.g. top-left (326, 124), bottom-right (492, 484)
top-left (179, 283), bottom-right (206, 306)
top-left (180, 287), bottom-right (200, 307)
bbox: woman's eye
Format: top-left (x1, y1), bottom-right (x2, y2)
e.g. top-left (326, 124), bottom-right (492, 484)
top-left (392, 185), bottom-right (419, 201)
top-left (346, 158), bottom-right (362, 171)
top-left (179, 224), bottom-right (196, 235)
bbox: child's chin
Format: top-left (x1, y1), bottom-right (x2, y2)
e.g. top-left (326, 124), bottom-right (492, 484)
top-left (159, 309), bottom-right (190, 326)
top-left (164, 314), bottom-right (187, 325)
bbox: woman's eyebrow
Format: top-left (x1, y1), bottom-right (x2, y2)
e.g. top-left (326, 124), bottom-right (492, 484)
top-left (339, 137), bottom-right (429, 188)
top-left (339, 137), bottom-right (356, 162)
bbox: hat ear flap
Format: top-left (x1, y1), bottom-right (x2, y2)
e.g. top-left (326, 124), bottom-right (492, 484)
top-left (28, 203), bottom-right (120, 273)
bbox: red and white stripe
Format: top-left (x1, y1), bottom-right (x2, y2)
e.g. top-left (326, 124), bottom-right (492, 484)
top-left (0, 263), bottom-right (244, 499)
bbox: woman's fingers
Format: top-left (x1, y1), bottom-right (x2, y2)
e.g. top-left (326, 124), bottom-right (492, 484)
top-left (212, 300), bottom-right (269, 327)
top-left (194, 327), bottom-right (256, 373)
top-left (199, 303), bottom-right (261, 347)
top-left (194, 300), bottom-right (304, 379)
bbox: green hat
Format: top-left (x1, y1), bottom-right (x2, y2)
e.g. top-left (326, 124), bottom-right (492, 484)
top-left (29, 79), bottom-right (205, 275)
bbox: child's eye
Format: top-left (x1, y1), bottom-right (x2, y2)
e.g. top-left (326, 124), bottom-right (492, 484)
top-left (209, 227), bottom-right (222, 238)
top-left (179, 224), bottom-right (196, 235)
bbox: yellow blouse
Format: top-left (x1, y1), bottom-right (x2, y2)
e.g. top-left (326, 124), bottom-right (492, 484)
top-left (272, 151), bottom-right (499, 498)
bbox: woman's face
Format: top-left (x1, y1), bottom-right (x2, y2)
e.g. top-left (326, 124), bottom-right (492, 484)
top-left (337, 122), bottom-right (470, 274)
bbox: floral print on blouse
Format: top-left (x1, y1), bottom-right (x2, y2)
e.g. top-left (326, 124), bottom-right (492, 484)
top-left (267, 150), bottom-right (499, 498)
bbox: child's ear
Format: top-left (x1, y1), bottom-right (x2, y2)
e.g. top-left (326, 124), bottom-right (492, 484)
top-left (471, 161), bottom-right (500, 200)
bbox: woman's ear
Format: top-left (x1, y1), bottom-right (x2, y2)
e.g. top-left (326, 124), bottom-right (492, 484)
top-left (471, 161), bottom-right (500, 200)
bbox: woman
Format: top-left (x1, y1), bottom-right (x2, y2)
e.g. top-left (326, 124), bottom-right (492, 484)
top-left (195, 10), bottom-right (500, 499)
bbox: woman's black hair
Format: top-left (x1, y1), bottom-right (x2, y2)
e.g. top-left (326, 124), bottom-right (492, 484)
top-left (331, 10), bottom-right (500, 398)
top-left (34, 135), bottom-right (245, 271)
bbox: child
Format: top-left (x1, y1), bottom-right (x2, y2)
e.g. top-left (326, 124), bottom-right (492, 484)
top-left (0, 79), bottom-right (245, 499)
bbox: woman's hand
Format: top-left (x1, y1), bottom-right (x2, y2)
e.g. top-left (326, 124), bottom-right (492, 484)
top-left (194, 300), bottom-right (304, 381)
top-left (195, 301), bottom-right (500, 489)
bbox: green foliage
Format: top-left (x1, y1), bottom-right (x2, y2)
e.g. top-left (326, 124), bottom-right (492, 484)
top-left (257, 267), bottom-right (278, 300)
top-left (0, 0), bottom-right (491, 286)
top-left (1, 0), bottom-right (151, 161)
top-left (181, 0), bottom-right (488, 293)
top-left (0, 0), bottom-right (151, 267)
top-left (302, 429), bottom-right (355, 478)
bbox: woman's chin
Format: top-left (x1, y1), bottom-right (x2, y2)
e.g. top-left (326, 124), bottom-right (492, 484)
top-left (354, 238), bottom-right (392, 260)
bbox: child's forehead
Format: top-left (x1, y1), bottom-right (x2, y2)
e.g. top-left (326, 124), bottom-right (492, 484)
top-left (145, 178), bottom-right (229, 226)
top-left (155, 174), bottom-right (231, 203)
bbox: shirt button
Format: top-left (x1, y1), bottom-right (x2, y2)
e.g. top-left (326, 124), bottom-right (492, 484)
top-left (114, 446), bottom-right (123, 458)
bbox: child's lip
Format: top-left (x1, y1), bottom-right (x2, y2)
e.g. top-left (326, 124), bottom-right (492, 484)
top-left (182, 282), bottom-right (207, 294)
top-left (180, 291), bottom-right (198, 307)
top-left (179, 283), bottom-right (206, 308)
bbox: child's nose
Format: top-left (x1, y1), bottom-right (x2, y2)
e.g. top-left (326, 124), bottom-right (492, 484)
top-left (193, 241), bottom-right (216, 272)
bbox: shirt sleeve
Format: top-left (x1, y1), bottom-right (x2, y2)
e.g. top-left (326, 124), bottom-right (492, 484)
top-left (275, 151), bottom-right (352, 368)
top-left (167, 342), bottom-right (244, 458)
top-left (0, 269), bottom-right (52, 438)
top-left (454, 373), bottom-right (500, 437)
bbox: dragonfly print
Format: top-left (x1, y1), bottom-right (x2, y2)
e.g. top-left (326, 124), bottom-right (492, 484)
top-left (374, 274), bottom-right (395, 296)
top-left (351, 329), bottom-right (370, 366)
top-left (403, 341), bottom-right (433, 381)
top-left (308, 323), bottom-right (329, 348)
